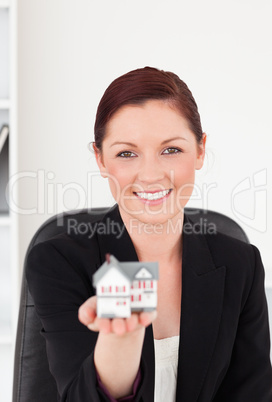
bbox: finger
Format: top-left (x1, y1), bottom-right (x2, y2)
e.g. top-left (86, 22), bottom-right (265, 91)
top-left (111, 318), bottom-right (126, 336)
top-left (78, 297), bottom-right (97, 325)
top-left (97, 318), bottom-right (111, 334)
top-left (126, 313), bottom-right (139, 332)
top-left (87, 316), bottom-right (100, 332)
top-left (139, 310), bottom-right (157, 327)
top-left (78, 305), bottom-right (96, 325)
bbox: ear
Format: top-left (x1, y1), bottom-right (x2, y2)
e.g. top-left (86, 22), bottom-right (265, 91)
top-left (93, 143), bottom-right (108, 178)
top-left (195, 133), bottom-right (207, 170)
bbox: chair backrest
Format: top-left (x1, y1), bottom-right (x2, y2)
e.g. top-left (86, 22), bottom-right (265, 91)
top-left (12, 207), bottom-right (249, 402)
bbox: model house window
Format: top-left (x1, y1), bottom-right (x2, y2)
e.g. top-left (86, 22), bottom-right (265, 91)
top-left (116, 301), bottom-right (127, 306)
top-left (143, 280), bottom-right (153, 289)
top-left (116, 286), bottom-right (126, 293)
top-left (131, 281), bottom-right (141, 289)
top-left (101, 286), bottom-right (112, 293)
top-left (131, 294), bottom-right (142, 302)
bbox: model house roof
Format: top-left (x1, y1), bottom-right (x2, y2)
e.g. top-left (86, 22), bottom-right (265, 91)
top-left (93, 254), bottom-right (159, 287)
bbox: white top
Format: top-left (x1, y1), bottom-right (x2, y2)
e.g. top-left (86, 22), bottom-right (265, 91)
top-left (154, 336), bottom-right (180, 402)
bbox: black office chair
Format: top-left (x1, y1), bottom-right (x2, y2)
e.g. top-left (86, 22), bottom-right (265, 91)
top-left (12, 207), bottom-right (249, 402)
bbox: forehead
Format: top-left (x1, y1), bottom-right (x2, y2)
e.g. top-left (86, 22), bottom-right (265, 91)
top-left (105, 100), bottom-right (192, 142)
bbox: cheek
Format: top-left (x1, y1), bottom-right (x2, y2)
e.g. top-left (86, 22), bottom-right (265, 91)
top-left (173, 159), bottom-right (196, 207)
top-left (173, 158), bottom-right (196, 183)
top-left (175, 170), bottom-right (196, 195)
top-left (106, 163), bottom-right (135, 197)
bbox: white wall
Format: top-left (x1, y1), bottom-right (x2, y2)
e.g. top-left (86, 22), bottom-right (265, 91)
top-left (17, 0), bottom-right (272, 280)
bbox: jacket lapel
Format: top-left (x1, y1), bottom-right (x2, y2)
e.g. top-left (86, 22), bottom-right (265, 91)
top-left (176, 216), bottom-right (226, 401)
top-left (96, 203), bottom-right (139, 263)
top-left (96, 204), bottom-right (226, 402)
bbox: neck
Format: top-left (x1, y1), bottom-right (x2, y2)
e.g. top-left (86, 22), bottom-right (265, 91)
top-left (118, 208), bottom-right (184, 263)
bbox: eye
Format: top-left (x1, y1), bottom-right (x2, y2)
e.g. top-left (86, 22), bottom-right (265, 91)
top-left (116, 150), bottom-right (137, 158)
top-left (162, 147), bottom-right (182, 155)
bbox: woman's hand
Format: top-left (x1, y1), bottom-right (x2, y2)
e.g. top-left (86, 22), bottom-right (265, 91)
top-left (79, 295), bottom-right (156, 398)
top-left (78, 295), bottom-right (157, 336)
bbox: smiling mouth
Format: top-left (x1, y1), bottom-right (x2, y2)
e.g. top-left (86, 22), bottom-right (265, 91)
top-left (133, 189), bottom-right (172, 201)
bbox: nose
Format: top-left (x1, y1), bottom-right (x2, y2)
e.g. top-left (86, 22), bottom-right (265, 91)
top-left (137, 156), bottom-right (165, 184)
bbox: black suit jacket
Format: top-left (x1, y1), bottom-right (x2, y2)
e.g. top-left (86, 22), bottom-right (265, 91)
top-left (26, 204), bottom-right (272, 401)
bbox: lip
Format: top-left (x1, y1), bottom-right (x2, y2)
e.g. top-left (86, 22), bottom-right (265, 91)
top-left (133, 189), bottom-right (172, 205)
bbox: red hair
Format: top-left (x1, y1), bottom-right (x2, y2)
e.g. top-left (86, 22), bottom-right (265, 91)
top-left (94, 66), bottom-right (203, 152)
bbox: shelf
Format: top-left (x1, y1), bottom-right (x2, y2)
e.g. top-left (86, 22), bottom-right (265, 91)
top-left (0, 0), bottom-right (10, 8)
top-left (0, 0), bottom-right (18, 399)
top-left (0, 99), bottom-right (10, 109)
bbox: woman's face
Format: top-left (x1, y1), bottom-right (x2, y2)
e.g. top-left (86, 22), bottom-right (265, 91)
top-left (95, 100), bottom-right (206, 226)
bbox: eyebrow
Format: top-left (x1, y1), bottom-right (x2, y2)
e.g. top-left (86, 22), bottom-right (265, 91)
top-left (110, 136), bottom-right (188, 148)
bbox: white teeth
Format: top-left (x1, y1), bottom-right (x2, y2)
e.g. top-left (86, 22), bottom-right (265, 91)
top-left (135, 189), bottom-right (171, 200)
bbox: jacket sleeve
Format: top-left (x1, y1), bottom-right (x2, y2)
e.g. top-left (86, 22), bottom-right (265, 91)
top-left (213, 244), bottom-right (272, 402)
top-left (96, 369), bottom-right (142, 401)
top-left (26, 240), bottom-right (147, 402)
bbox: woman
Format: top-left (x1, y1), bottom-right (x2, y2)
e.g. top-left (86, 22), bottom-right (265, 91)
top-left (26, 67), bottom-right (272, 401)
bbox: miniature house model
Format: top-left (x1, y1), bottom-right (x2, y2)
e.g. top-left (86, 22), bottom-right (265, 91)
top-left (93, 254), bottom-right (159, 318)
